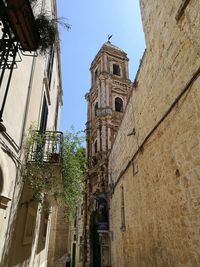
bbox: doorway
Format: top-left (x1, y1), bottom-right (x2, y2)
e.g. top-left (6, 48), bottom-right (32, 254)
top-left (90, 212), bottom-right (101, 267)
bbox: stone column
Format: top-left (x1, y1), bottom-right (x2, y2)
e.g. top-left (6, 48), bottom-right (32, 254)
top-left (100, 58), bottom-right (103, 73)
top-left (106, 79), bottom-right (109, 107)
top-left (104, 53), bottom-right (107, 72)
top-left (101, 121), bottom-right (106, 151)
top-left (108, 127), bottom-right (111, 150)
top-left (101, 79), bottom-right (106, 108)
top-left (97, 127), bottom-right (100, 151)
top-left (97, 80), bottom-right (101, 107)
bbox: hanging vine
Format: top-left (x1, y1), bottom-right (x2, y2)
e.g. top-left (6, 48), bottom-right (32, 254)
top-left (22, 126), bottom-right (86, 217)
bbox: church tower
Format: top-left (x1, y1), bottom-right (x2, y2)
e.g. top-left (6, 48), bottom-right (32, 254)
top-left (84, 41), bottom-right (132, 267)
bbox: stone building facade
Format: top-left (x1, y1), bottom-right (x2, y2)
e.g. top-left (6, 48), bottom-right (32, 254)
top-left (84, 41), bottom-right (132, 267)
top-left (0, 0), bottom-right (69, 266)
top-left (69, 203), bottom-right (85, 267)
top-left (109, 0), bottom-right (200, 266)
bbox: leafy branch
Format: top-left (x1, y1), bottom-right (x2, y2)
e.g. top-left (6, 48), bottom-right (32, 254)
top-left (62, 129), bottom-right (86, 216)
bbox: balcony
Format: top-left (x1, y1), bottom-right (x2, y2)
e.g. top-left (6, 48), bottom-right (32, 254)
top-left (26, 131), bottom-right (63, 204)
top-left (0, 0), bottom-right (39, 52)
top-left (28, 130), bottom-right (63, 164)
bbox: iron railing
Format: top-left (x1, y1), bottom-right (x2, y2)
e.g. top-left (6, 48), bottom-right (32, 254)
top-left (28, 130), bottom-right (63, 164)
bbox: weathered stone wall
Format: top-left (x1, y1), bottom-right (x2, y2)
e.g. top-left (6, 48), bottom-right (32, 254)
top-left (48, 207), bottom-right (69, 267)
top-left (109, 0), bottom-right (200, 266)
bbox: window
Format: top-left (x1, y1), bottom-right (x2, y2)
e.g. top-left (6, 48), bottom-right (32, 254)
top-left (0, 167), bottom-right (11, 210)
top-left (39, 96), bottom-right (48, 133)
top-left (94, 69), bottom-right (98, 80)
top-left (37, 208), bottom-right (49, 252)
top-left (74, 215), bottom-right (77, 227)
top-left (94, 102), bottom-right (98, 117)
top-left (81, 203), bottom-right (84, 215)
top-left (113, 64), bottom-right (120, 76)
top-left (42, 219), bottom-right (48, 242)
top-left (115, 97), bottom-right (123, 112)
top-left (23, 206), bottom-right (36, 245)
top-left (54, 93), bottom-right (59, 130)
top-left (120, 185), bottom-right (126, 231)
top-left (79, 236), bottom-right (83, 261)
top-left (94, 140), bottom-right (98, 154)
top-left (47, 46), bottom-right (54, 88)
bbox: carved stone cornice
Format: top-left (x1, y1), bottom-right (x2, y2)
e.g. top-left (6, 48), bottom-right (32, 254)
top-left (112, 79), bottom-right (132, 88)
top-left (96, 107), bottom-right (112, 117)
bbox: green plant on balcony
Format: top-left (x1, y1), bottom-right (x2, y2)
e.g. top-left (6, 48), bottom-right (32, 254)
top-left (22, 127), bottom-right (86, 217)
top-left (34, 13), bottom-right (70, 55)
top-left (23, 128), bottom-right (61, 203)
top-left (30, 0), bottom-right (71, 55)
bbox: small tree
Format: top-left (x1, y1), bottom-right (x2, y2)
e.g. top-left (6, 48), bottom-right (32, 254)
top-left (62, 128), bottom-right (86, 216)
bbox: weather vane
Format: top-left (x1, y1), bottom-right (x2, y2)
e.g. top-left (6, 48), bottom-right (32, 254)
top-left (107, 34), bottom-right (113, 42)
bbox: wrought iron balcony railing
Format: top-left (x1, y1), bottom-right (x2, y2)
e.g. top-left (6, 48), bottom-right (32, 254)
top-left (28, 130), bottom-right (63, 164)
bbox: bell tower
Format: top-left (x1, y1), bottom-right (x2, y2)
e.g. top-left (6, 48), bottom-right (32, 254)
top-left (86, 41), bottom-right (132, 191)
top-left (84, 41), bottom-right (132, 267)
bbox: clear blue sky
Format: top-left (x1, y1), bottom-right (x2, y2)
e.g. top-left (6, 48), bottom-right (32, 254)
top-left (57, 0), bottom-right (145, 132)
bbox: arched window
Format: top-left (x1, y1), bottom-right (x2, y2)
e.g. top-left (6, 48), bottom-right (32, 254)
top-left (115, 97), bottom-right (123, 112)
top-left (94, 102), bottom-right (98, 117)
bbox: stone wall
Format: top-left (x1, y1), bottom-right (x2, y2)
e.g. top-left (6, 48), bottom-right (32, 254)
top-left (109, 0), bottom-right (200, 266)
top-left (48, 207), bottom-right (69, 267)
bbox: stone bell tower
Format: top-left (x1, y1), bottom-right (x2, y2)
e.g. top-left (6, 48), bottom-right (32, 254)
top-left (84, 41), bottom-right (132, 267)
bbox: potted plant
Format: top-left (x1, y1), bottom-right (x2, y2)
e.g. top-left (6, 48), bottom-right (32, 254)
top-left (4, 0), bottom-right (70, 54)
